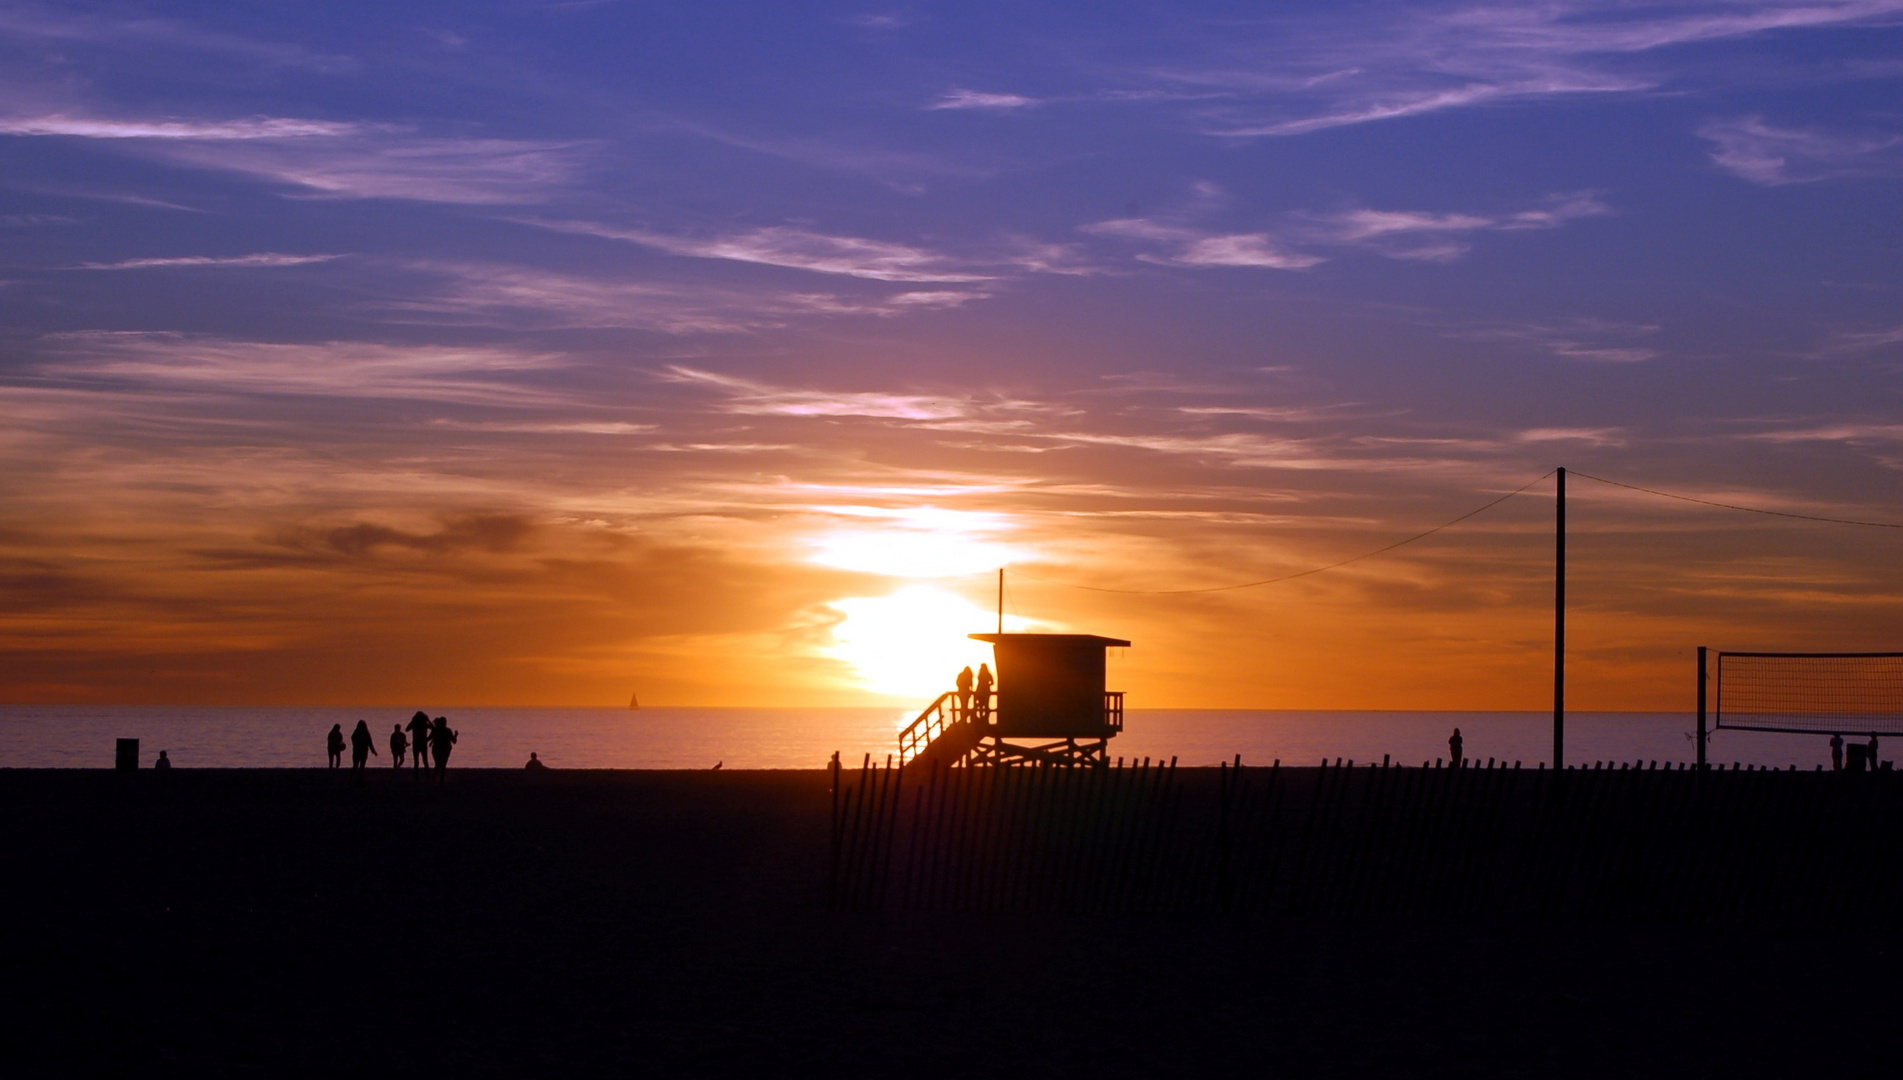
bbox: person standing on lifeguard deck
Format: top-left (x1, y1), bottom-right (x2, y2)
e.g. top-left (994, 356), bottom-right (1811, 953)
top-left (955, 666), bottom-right (974, 721)
top-left (974, 663), bottom-right (994, 724)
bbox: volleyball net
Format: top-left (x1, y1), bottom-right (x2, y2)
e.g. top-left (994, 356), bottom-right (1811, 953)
top-left (1716, 652), bottom-right (1903, 735)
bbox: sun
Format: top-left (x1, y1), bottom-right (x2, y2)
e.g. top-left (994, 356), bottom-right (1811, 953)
top-left (807, 505), bottom-right (1040, 699)
top-left (825, 585), bottom-right (1035, 701)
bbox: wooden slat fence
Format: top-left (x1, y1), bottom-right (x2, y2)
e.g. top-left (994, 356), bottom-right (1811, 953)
top-left (829, 756), bottom-right (1903, 924)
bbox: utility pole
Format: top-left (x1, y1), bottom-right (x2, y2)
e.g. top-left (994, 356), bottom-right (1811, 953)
top-left (1554, 467), bottom-right (1566, 773)
top-left (997, 568), bottom-right (1004, 635)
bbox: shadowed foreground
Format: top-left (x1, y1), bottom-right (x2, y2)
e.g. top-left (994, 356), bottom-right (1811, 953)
top-left (5, 768), bottom-right (1897, 1077)
top-left (835, 759), bottom-right (1903, 921)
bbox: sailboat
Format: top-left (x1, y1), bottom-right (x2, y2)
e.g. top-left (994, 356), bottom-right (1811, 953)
top-left (628, 691), bottom-right (641, 710)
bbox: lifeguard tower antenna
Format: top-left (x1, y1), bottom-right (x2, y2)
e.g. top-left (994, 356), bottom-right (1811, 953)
top-left (897, 632), bottom-right (1129, 768)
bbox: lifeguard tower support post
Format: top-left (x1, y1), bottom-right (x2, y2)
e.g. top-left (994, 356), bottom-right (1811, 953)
top-left (897, 632), bottom-right (1129, 768)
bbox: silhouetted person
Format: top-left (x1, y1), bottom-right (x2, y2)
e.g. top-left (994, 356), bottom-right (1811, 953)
top-left (955, 665), bottom-right (974, 720)
top-left (326, 723), bottom-right (345, 769)
top-left (154, 749), bottom-right (171, 770)
top-left (1449, 728), bottom-right (1464, 768)
top-left (350, 719), bottom-right (377, 783)
top-left (406, 711), bottom-right (432, 776)
top-left (712, 761), bottom-right (722, 770)
top-left (974, 663), bottom-right (994, 723)
top-left (429, 716), bottom-right (457, 782)
top-left (1831, 733), bottom-right (1845, 771)
top-left (1870, 733), bottom-right (1880, 771)
top-left (525, 752), bottom-right (546, 770)
top-left (390, 724), bottom-right (407, 768)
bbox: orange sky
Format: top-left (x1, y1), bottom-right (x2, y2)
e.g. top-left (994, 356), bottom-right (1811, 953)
top-left (4, 374), bottom-right (1897, 711)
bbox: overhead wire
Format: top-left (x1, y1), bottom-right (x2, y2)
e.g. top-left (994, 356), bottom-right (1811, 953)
top-left (987, 465), bottom-right (1898, 598)
top-left (1569, 470), bottom-right (1903, 529)
top-left (1009, 469), bottom-right (1558, 595)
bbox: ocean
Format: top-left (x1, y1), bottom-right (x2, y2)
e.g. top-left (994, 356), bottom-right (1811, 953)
top-left (0, 705), bottom-right (1847, 770)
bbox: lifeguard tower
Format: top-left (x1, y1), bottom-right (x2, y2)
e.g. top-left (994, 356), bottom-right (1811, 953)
top-left (898, 632), bottom-right (1130, 768)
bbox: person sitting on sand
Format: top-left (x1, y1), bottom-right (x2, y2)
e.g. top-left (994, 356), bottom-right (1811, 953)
top-left (390, 724), bottom-right (407, 768)
top-left (350, 719), bottom-right (377, 782)
top-left (525, 752), bottom-right (546, 770)
top-left (406, 711), bottom-right (432, 776)
top-left (326, 724), bottom-right (346, 769)
top-left (429, 716), bottom-right (457, 782)
top-left (154, 749), bottom-right (171, 770)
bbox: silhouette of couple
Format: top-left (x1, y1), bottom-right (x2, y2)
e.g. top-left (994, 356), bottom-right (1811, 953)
top-left (330, 713), bottom-right (457, 782)
top-left (955, 664), bottom-right (993, 723)
top-left (328, 720), bottom-right (380, 785)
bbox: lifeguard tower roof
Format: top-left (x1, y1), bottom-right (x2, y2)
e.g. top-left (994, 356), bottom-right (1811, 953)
top-left (968, 633), bottom-right (1131, 648)
top-left (969, 632), bottom-right (1130, 739)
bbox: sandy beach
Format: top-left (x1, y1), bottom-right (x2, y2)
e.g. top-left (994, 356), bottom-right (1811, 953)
top-left (7, 767), bottom-right (1895, 1077)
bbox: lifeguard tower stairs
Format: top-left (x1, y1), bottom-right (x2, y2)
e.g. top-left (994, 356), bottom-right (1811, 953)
top-left (898, 633), bottom-right (1129, 768)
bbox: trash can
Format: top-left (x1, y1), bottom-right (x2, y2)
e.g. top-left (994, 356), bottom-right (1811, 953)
top-left (115, 738), bottom-right (139, 771)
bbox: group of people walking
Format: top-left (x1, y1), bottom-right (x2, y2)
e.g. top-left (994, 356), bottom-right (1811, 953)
top-left (326, 711), bottom-right (457, 783)
top-left (954, 663), bottom-right (994, 722)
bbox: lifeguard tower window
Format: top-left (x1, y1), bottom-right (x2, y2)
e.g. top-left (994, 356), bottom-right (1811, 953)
top-left (969, 633), bottom-right (1130, 738)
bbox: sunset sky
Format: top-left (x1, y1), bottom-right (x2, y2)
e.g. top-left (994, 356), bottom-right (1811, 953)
top-left (2, 1), bottom-right (1900, 709)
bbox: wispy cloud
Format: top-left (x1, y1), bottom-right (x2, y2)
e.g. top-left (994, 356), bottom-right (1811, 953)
top-left (391, 261), bottom-right (982, 333)
top-left (1163, 2), bottom-right (1903, 137)
top-left (0, 4), bottom-right (354, 71)
top-left (1701, 116), bottom-right (1903, 184)
top-left (1083, 190), bottom-right (1606, 268)
top-left (995, 238), bottom-right (1104, 276)
top-left (0, 114), bottom-right (355, 139)
top-left (154, 137), bottom-right (586, 204)
top-left (0, 110), bottom-right (584, 204)
top-left (1306, 192), bottom-right (1611, 261)
top-left (33, 333), bottom-right (562, 405)
top-left (0, 213), bottom-right (77, 227)
top-left (1450, 318), bottom-right (1662, 363)
top-left (75, 253), bottom-right (342, 270)
top-left (1741, 421), bottom-right (1903, 445)
top-left (927, 89), bottom-right (1039, 110)
top-left (1809, 324), bottom-right (1903, 357)
top-left (844, 12), bottom-right (915, 31)
top-left (661, 367), bottom-right (970, 420)
top-left (670, 119), bottom-right (991, 188)
top-left (1177, 403), bottom-right (1372, 422)
top-left (521, 219), bottom-right (989, 282)
top-left (1083, 218), bottom-right (1322, 270)
top-left (1515, 427), bottom-right (1627, 447)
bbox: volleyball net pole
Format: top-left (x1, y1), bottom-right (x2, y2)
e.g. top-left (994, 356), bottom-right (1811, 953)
top-left (1697, 645), bottom-right (1709, 771)
top-left (1554, 466), bottom-right (1566, 773)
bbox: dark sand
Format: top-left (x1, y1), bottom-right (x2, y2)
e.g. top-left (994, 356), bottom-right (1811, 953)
top-left (5, 768), bottom-right (1893, 1077)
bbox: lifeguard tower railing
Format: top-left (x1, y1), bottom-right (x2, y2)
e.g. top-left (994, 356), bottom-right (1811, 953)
top-left (898, 689), bottom-right (1124, 766)
top-left (897, 692), bottom-right (957, 766)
